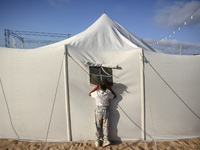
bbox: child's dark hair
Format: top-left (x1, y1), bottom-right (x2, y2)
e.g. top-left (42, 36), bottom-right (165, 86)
top-left (100, 83), bottom-right (107, 91)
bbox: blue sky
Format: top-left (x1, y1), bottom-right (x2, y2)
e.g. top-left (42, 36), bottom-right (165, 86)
top-left (0, 0), bottom-right (200, 54)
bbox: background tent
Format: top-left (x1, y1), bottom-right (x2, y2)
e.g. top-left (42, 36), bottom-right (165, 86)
top-left (0, 14), bottom-right (200, 142)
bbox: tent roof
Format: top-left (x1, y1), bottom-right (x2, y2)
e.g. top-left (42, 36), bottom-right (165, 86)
top-left (43, 14), bottom-right (156, 52)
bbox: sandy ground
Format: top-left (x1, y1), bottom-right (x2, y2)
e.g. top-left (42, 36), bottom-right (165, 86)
top-left (0, 138), bottom-right (200, 150)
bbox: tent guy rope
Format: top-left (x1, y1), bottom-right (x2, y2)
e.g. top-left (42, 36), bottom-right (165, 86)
top-left (43, 55), bottom-right (65, 150)
top-left (146, 79), bottom-right (158, 150)
top-left (144, 55), bottom-right (200, 121)
top-left (0, 77), bottom-right (20, 140)
top-left (67, 52), bottom-right (107, 85)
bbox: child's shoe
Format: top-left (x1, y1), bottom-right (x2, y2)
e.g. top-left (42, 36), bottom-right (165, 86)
top-left (95, 140), bottom-right (100, 147)
top-left (103, 140), bottom-right (111, 147)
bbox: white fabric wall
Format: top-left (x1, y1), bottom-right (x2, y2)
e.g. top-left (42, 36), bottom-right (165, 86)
top-left (144, 51), bottom-right (200, 140)
top-left (1, 45), bottom-right (200, 142)
top-left (0, 45), bottom-right (143, 142)
top-left (0, 47), bottom-right (68, 142)
top-left (67, 46), bottom-right (142, 141)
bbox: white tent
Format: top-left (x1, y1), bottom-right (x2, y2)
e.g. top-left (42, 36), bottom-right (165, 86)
top-left (0, 14), bottom-right (200, 142)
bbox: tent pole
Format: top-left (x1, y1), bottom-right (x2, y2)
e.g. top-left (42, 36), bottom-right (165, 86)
top-left (139, 48), bottom-right (146, 140)
top-left (63, 45), bottom-right (72, 141)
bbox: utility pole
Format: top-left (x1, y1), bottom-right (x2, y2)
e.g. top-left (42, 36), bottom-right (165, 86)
top-left (4, 29), bottom-right (10, 48)
top-left (4, 29), bottom-right (24, 48)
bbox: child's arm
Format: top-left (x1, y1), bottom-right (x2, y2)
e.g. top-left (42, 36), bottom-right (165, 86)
top-left (89, 85), bottom-right (99, 96)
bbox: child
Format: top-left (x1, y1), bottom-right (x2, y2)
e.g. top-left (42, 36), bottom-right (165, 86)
top-left (89, 81), bottom-right (116, 147)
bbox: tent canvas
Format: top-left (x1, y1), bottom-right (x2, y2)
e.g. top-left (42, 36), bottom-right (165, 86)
top-left (0, 14), bottom-right (200, 142)
top-left (144, 51), bottom-right (200, 140)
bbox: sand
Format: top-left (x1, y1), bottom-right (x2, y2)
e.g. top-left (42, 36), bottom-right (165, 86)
top-left (0, 138), bottom-right (200, 150)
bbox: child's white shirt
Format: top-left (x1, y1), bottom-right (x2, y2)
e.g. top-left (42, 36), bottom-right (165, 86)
top-left (91, 89), bottom-right (114, 106)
